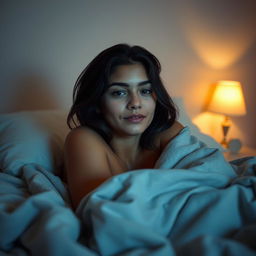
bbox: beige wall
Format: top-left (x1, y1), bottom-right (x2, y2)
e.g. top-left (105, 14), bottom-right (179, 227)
top-left (0, 0), bottom-right (255, 147)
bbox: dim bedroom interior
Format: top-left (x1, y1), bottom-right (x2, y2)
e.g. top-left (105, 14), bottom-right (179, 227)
top-left (1, 1), bottom-right (256, 255)
top-left (0, 99), bottom-right (256, 255)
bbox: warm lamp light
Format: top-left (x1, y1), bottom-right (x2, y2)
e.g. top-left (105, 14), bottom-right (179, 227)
top-left (208, 80), bottom-right (247, 147)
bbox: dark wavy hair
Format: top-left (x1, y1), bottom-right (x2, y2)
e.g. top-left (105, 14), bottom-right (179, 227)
top-left (67, 43), bottom-right (178, 149)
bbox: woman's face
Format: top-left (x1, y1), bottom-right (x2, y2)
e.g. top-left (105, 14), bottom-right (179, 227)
top-left (101, 63), bottom-right (156, 139)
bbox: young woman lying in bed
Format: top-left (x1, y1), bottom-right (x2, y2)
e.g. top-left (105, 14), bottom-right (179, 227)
top-left (64, 44), bottom-right (183, 208)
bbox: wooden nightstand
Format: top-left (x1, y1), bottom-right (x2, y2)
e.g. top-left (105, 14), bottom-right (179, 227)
top-left (223, 146), bottom-right (256, 161)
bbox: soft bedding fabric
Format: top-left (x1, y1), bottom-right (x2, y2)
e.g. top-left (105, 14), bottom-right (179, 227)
top-left (0, 110), bottom-right (69, 175)
top-left (0, 127), bottom-right (256, 255)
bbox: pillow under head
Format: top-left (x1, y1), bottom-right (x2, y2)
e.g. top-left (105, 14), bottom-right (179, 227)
top-left (0, 110), bottom-right (69, 176)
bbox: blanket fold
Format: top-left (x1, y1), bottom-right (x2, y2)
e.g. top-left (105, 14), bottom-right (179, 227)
top-left (1, 126), bottom-right (256, 255)
top-left (76, 127), bottom-right (256, 255)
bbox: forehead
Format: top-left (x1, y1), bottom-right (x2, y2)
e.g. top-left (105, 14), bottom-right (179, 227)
top-left (109, 63), bottom-right (148, 82)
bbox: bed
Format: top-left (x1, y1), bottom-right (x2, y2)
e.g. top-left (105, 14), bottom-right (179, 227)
top-left (0, 100), bottom-right (256, 256)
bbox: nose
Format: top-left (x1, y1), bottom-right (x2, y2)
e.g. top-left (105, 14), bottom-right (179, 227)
top-left (127, 93), bottom-right (142, 110)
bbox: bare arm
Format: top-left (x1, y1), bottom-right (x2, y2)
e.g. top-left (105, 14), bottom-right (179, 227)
top-left (64, 127), bottom-right (113, 209)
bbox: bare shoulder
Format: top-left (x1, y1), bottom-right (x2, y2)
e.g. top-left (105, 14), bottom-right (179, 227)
top-left (65, 126), bottom-right (105, 148)
top-left (64, 126), bottom-right (112, 208)
top-left (64, 125), bottom-right (115, 178)
top-left (64, 126), bottom-right (110, 174)
top-left (158, 121), bottom-right (184, 150)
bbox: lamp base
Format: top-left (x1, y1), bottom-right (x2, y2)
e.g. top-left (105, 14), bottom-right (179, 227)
top-left (221, 116), bottom-right (231, 149)
top-left (220, 137), bottom-right (229, 148)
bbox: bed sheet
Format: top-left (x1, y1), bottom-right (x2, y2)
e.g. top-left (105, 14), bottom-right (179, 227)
top-left (0, 127), bottom-right (255, 255)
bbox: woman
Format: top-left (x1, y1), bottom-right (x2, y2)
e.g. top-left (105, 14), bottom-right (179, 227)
top-left (64, 44), bottom-right (183, 208)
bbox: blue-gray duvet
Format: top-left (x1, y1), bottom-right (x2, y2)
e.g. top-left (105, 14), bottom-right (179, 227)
top-left (0, 127), bottom-right (256, 255)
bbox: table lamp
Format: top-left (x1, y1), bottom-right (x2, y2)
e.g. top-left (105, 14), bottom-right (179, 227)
top-left (207, 80), bottom-right (247, 148)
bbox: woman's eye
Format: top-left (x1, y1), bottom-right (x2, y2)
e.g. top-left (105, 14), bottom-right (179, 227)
top-left (111, 90), bottom-right (127, 97)
top-left (140, 89), bottom-right (153, 95)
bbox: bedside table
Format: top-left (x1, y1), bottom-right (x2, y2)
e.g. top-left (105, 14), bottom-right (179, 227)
top-left (223, 146), bottom-right (256, 161)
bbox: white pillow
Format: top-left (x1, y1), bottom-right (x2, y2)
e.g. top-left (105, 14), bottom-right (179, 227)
top-left (0, 110), bottom-right (69, 175)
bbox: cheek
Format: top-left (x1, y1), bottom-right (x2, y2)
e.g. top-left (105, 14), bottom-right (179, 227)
top-left (147, 100), bottom-right (156, 114)
top-left (103, 100), bottom-right (124, 117)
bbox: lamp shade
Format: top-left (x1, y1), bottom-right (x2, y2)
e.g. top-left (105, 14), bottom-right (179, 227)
top-left (208, 80), bottom-right (247, 116)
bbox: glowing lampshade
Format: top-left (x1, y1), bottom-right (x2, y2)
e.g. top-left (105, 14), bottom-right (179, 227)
top-left (208, 80), bottom-right (246, 148)
top-left (208, 81), bottom-right (246, 116)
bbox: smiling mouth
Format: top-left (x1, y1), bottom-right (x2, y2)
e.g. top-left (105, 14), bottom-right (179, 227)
top-left (124, 114), bottom-right (146, 123)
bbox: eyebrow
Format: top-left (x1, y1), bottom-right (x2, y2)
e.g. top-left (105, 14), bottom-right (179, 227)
top-left (108, 80), bottom-right (151, 87)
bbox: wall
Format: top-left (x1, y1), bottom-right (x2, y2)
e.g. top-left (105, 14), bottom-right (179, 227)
top-left (0, 0), bottom-right (255, 147)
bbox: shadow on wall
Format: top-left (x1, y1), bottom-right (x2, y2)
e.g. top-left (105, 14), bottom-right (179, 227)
top-left (10, 74), bottom-right (60, 113)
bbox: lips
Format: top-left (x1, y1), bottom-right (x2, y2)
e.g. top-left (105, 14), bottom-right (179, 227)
top-left (124, 114), bottom-right (146, 123)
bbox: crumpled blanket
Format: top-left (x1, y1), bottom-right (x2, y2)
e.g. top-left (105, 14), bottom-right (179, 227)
top-left (0, 127), bottom-right (256, 255)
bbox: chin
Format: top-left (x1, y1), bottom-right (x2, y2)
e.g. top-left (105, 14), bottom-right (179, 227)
top-left (124, 127), bottom-right (147, 136)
